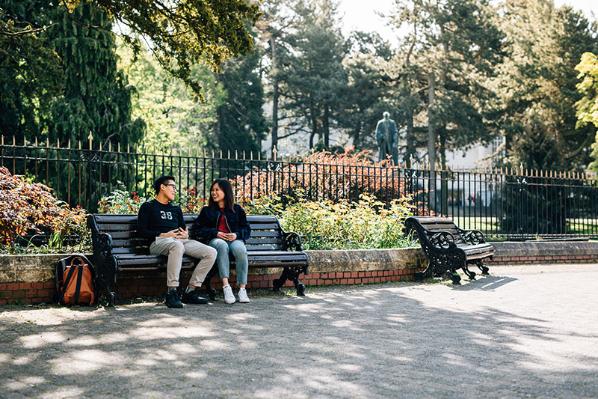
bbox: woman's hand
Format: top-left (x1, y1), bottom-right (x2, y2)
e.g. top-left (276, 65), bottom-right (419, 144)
top-left (217, 231), bottom-right (229, 240)
top-left (217, 232), bottom-right (237, 241)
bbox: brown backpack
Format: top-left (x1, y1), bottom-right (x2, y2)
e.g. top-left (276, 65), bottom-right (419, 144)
top-left (56, 255), bottom-right (96, 306)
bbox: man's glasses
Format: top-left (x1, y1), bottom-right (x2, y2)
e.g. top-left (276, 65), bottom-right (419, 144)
top-left (164, 183), bottom-right (177, 190)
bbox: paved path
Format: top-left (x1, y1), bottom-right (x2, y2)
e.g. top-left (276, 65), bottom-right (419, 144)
top-left (1, 264), bottom-right (598, 398)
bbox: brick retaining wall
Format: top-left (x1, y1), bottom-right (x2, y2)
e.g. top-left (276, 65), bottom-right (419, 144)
top-left (0, 248), bottom-right (425, 304)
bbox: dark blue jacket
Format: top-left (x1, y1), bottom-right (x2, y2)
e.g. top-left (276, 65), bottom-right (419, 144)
top-left (192, 204), bottom-right (251, 243)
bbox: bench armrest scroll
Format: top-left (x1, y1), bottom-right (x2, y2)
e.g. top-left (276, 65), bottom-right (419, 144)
top-left (283, 232), bottom-right (303, 251)
top-left (428, 231), bottom-right (457, 250)
top-left (92, 232), bottom-right (114, 258)
top-left (462, 230), bottom-right (486, 245)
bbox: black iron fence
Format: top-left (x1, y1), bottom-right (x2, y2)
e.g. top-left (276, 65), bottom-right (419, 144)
top-left (1, 138), bottom-right (597, 239)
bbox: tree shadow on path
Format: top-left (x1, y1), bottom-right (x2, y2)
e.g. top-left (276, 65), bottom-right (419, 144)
top-left (1, 279), bottom-right (597, 399)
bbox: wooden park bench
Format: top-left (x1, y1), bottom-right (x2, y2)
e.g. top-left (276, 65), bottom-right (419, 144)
top-left (87, 214), bottom-right (308, 305)
top-left (405, 216), bottom-right (494, 285)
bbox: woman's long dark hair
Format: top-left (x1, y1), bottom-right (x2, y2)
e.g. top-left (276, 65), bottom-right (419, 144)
top-left (208, 179), bottom-right (235, 211)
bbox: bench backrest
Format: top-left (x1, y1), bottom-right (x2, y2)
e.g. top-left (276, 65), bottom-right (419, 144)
top-left (89, 214), bottom-right (286, 255)
top-left (405, 216), bottom-right (465, 245)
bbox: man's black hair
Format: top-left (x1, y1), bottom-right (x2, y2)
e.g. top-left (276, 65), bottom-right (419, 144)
top-left (154, 175), bottom-right (175, 194)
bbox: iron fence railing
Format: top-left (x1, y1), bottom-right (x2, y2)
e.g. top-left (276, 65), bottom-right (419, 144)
top-left (1, 139), bottom-right (597, 239)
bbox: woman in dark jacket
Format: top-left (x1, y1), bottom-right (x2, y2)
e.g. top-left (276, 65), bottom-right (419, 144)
top-left (193, 179), bottom-right (251, 304)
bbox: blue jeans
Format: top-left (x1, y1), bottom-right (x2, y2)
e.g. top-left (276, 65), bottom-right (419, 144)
top-left (208, 239), bottom-right (248, 285)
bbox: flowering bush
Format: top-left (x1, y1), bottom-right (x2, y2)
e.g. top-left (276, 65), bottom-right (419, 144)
top-left (232, 149), bottom-right (405, 204)
top-left (245, 192), bottom-right (416, 250)
top-left (0, 167), bottom-right (88, 248)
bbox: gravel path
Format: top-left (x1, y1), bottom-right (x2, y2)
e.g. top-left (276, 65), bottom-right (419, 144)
top-left (1, 264), bottom-right (598, 399)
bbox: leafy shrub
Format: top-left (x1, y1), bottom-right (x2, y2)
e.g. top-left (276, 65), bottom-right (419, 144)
top-left (98, 187), bottom-right (206, 214)
top-left (98, 189), bottom-right (148, 214)
top-left (0, 167), bottom-right (88, 248)
top-left (245, 192), bottom-right (416, 250)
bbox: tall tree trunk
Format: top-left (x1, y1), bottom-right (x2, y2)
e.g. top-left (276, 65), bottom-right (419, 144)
top-left (323, 104), bottom-right (330, 149)
top-left (427, 72), bottom-right (436, 213)
top-left (270, 36), bottom-right (279, 159)
top-left (427, 73), bottom-right (436, 171)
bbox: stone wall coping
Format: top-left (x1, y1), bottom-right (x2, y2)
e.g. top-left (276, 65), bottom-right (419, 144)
top-left (492, 241), bottom-right (598, 256)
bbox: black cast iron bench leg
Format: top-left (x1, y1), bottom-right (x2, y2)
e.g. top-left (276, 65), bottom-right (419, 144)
top-left (273, 266), bottom-right (306, 296)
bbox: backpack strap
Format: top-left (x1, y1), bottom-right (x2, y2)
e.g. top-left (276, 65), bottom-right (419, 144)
top-left (73, 265), bottom-right (83, 306)
top-left (60, 264), bottom-right (78, 305)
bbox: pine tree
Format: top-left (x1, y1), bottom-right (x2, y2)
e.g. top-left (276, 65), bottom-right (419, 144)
top-left (215, 49), bottom-right (268, 156)
top-left (48, 2), bottom-right (144, 148)
top-left (277, 0), bottom-right (348, 150)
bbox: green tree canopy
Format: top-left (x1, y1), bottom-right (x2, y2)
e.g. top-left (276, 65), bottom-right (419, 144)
top-left (48, 2), bottom-right (145, 148)
top-left (65, 0), bottom-right (261, 94)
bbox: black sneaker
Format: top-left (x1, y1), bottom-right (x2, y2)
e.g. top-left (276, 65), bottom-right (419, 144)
top-left (182, 290), bottom-right (209, 305)
top-left (165, 289), bottom-right (184, 308)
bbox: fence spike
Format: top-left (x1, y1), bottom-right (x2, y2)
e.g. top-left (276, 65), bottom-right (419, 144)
top-left (88, 132), bottom-right (93, 151)
top-left (68, 138), bottom-right (71, 149)
top-left (227, 149), bottom-right (230, 159)
top-left (117, 142), bottom-right (121, 153)
top-left (34, 136), bottom-right (38, 147)
top-left (258, 151), bottom-right (261, 161)
top-left (56, 137), bottom-right (60, 148)
top-left (13, 135), bottom-right (16, 146)
top-left (250, 151), bottom-right (254, 160)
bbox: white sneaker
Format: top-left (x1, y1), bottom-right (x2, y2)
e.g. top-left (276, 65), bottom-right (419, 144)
top-left (238, 288), bottom-right (250, 303)
top-left (223, 285), bottom-right (236, 304)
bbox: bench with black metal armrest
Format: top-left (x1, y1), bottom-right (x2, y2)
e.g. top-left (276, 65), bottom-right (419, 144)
top-left (405, 216), bottom-right (494, 285)
top-left (87, 214), bottom-right (309, 305)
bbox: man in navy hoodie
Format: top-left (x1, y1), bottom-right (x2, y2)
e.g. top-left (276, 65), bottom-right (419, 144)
top-left (137, 175), bottom-right (217, 308)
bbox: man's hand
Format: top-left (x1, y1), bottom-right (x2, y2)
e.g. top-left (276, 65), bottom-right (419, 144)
top-left (175, 227), bottom-right (189, 239)
top-left (159, 229), bottom-right (180, 238)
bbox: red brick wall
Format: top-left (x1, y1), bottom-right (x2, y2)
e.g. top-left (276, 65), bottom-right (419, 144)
top-left (0, 268), bottom-right (416, 305)
top-left (0, 281), bottom-right (55, 305)
top-left (3, 247), bottom-right (597, 305)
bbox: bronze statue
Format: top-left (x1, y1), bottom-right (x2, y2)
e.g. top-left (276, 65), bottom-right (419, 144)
top-left (375, 112), bottom-right (398, 164)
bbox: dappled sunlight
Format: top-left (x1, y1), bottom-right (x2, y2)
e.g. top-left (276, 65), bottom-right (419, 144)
top-left (37, 386), bottom-right (85, 398)
top-left (12, 355), bottom-right (38, 365)
top-left (1, 265), bottom-right (598, 397)
top-left (129, 324), bottom-right (215, 340)
top-left (225, 312), bottom-right (258, 322)
top-left (49, 349), bottom-right (126, 374)
top-left (254, 366), bottom-right (370, 399)
top-left (199, 339), bottom-right (231, 351)
top-left (4, 376), bottom-right (45, 391)
top-left (185, 370), bottom-right (208, 380)
top-left (20, 331), bottom-right (66, 349)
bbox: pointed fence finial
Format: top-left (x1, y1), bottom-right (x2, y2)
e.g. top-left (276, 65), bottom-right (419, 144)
top-left (273, 146), bottom-right (278, 161)
top-left (88, 132), bottom-right (93, 151)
